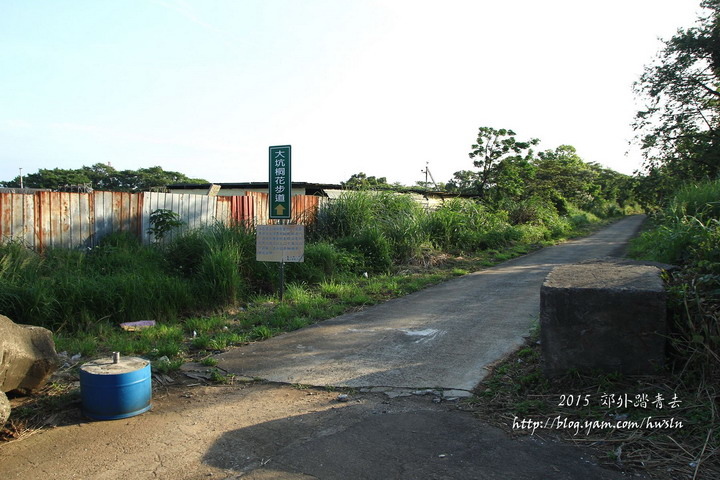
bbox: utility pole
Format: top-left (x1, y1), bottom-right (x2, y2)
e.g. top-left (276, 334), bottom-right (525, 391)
top-left (19, 168), bottom-right (23, 189)
top-left (420, 162), bottom-right (438, 190)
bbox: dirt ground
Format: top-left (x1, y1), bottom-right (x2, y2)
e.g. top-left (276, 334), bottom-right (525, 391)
top-left (0, 372), bottom-right (639, 480)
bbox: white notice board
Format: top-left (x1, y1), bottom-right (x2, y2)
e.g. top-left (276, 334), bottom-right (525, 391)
top-left (256, 225), bottom-right (305, 262)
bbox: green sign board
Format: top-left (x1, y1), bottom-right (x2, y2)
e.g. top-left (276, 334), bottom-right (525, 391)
top-left (269, 145), bottom-right (291, 219)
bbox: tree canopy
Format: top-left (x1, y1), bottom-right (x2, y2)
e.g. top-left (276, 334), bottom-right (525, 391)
top-left (2, 164), bottom-right (207, 192)
top-left (341, 172), bottom-right (393, 190)
top-left (633, 0), bottom-right (720, 189)
top-left (446, 128), bottom-right (633, 212)
top-left (447, 127), bottom-right (540, 199)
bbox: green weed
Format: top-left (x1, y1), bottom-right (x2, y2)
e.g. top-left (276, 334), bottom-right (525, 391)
top-left (153, 357), bottom-right (183, 374)
top-left (200, 357), bottom-right (219, 367)
top-left (209, 368), bottom-right (235, 384)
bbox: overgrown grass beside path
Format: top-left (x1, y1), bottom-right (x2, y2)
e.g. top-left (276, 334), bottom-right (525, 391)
top-left (52, 242), bottom-right (546, 368)
top-left (0, 191), bottom-right (628, 362)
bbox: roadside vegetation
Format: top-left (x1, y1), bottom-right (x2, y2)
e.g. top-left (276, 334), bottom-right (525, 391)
top-left (0, 188), bottom-right (630, 349)
top-left (471, 2), bottom-right (720, 478)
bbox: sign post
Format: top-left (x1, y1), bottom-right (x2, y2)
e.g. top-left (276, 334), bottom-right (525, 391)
top-left (269, 145), bottom-right (291, 220)
top-left (264, 145), bottom-right (298, 299)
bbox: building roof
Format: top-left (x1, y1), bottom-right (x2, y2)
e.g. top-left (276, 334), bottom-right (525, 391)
top-left (0, 187), bottom-right (52, 194)
top-left (167, 182), bottom-right (478, 199)
top-left (167, 181), bottom-right (342, 191)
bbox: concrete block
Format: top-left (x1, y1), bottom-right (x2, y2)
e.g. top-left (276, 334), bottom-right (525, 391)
top-left (540, 258), bottom-right (667, 377)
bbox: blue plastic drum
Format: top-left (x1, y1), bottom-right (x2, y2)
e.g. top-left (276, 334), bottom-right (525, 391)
top-left (80, 356), bottom-right (152, 420)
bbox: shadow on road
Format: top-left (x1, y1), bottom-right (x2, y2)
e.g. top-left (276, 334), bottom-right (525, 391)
top-left (203, 400), bottom-right (630, 480)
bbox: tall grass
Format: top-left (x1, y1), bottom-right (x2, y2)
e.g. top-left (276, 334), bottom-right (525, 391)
top-left (0, 224), bottom-right (263, 332)
top-left (424, 198), bottom-right (513, 252)
top-left (630, 180), bottom-right (720, 266)
top-left (0, 190), bottom-right (620, 333)
top-left (311, 191), bottom-right (428, 270)
top-left (667, 178), bottom-right (720, 219)
top-left (629, 178), bottom-right (720, 385)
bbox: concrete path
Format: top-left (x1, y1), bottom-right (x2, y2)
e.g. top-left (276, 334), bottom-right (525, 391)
top-left (218, 215), bottom-right (647, 394)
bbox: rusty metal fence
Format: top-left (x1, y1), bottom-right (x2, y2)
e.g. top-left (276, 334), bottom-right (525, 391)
top-left (0, 191), bottom-right (324, 251)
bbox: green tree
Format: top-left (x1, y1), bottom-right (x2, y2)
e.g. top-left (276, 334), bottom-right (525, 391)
top-left (81, 163), bottom-right (123, 190)
top-left (633, 0), bottom-right (720, 183)
top-left (454, 127), bottom-right (539, 199)
top-left (445, 169), bottom-right (479, 193)
top-left (1, 164), bottom-right (206, 192)
top-left (116, 166), bottom-right (206, 192)
top-left (2, 168), bottom-right (92, 189)
top-left (532, 145), bottom-right (597, 206)
top-left (491, 156), bottom-right (536, 202)
top-left (341, 172), bottom-right (391, 190)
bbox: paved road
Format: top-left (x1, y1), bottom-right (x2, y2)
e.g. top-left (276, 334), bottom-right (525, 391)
top-left (219, 215), bottom-right (647, 394)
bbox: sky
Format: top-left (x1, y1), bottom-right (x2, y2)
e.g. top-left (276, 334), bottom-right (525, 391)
top-left (0, 0), bottom-right (704, 187)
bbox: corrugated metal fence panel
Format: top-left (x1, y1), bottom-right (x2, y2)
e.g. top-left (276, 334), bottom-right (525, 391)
top-left (141, 191), bottom-right (157, 244)
top-left (243, 192), bottom-right (320, 225)
top-left (94, 191), bottom-right (111, 245)
top-left (141, 192), bottom-right (221, 244)
top-left (226, 195), bottom-right (254, 224)
top-left (143, 192), bottom-right (172, 243)
top-left (292, 195), bottom-right (321, 225)
top-left (246, 191), bottom-right (270, 224)
top-left (0, 193), bottom-right (36, 248)
top-left (215, 197), bottom-right (233, 225)
top-left (0, 191), bottom-right (325, 250)
top-left (92, 192), bottom-right (142, 247)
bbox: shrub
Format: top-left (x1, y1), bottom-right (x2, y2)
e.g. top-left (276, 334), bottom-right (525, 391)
top-left (630, 180), bottom-right (720, 421)
top-left (286, 242), bottom-right (359, 283)
top-left (336, 227), bottom-right (393, 273)
top-left (501, 197), bottom-right (559, 226)
top-left (147, 209), bottom-right (185, 241)
top-left (162, 231), bottom-right (207, 277)
top-left (311, 190), bottom-right (377, 239)
top-left (587, 200), bottom-right (624, 219)
top-left (196, 246), bottom-right (245, 305)
top-left (630, 214), bottom-right (712, 265)
top-left (512, 224), bottom-right (549, 244)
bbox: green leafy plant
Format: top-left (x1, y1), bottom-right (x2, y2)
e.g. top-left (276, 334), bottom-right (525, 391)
top-left (147, 209), bottom-right (185, 241)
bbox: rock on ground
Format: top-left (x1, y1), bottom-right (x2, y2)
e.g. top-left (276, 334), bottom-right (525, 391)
top-left (0, 390), bottom-right (9, 426)
top-left (0, 314), bottom-right (60, 394)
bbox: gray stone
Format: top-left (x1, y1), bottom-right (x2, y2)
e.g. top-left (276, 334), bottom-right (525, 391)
top-left (0, 314), bottom-right (60, 393)
top-left (540, 259), bottom-right (667, 377)
top-left (384, 389), bottom-right (413, 399)
top-left (441, 389), bottom-right (473, 399)
top-left (0, 390), bottom-right (9, 426)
